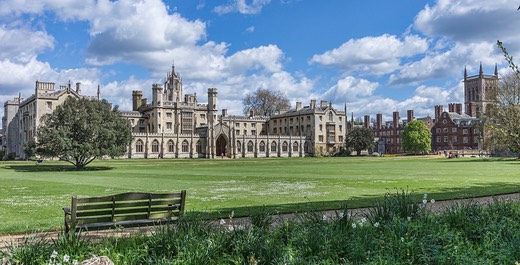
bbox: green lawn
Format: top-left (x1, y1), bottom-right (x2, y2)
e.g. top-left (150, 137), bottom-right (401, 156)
top-left (1, 156), bottom-right (519, 234)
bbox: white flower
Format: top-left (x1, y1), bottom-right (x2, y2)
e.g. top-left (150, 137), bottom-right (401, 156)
top-left (351, 223), bottom-right (357, 229)
top-left (360, 217), bottom-right (367, 224)
top-left (63, 254), bottom-right (70, 263)
top-left (422, 199), bottom-right (427, 204)
top-left (339, 212), bottom-right (345, 218)
top-left (230, 211), bottom-right (235, 218)
top-left (72, 260), bottom-right (79, 265)
top-left (401, 237), bottom-right (405, 242)
top-left (423, 194), bottom-right (428, 199)
top-left (407, 216), bottom-right (412, 222)
top-left (430, 199), bottom-right (435, 203)
top-left (374, 222), bottom-right (380, 228)
top-left (51, 250), bottom-right (58, 259)
top-left (322, 215), bottom-right (327, 221)
top-left (219, 218), bottom-right (226, 225)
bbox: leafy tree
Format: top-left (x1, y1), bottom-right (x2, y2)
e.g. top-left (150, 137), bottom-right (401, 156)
top-left (243, 88), bottom-right (290, 117)
top-left (401, 120), bottom-right (432, 154)
top-left (345, 127), bottom-right (374, 156)
top-left (37, 97), bottom-right (132, 170)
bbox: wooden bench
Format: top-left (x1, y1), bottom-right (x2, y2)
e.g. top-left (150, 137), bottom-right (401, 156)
top-left (63, 191), bottom-right (186, 234)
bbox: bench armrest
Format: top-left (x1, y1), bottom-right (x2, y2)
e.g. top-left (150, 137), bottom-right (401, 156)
top-left (63, 207), bottom-right (71, 215)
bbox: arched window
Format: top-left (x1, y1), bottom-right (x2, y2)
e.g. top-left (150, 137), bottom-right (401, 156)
top-left (271, 141), bottom-right (277, 152)
top-left (329, 111), bottom-right (334, 121)
top-left (168, 140), bottom-right (175, 153)
top-left (136, 140), bottom-right (144, 153)
top-left (151, 140), bottom-right (159, 153)
top-left (182, 140), bottom-right (189, 153)
top-left (237, 141), bottom-right (242, 153)
top-left (247, 141), bottom-right (254, 152)
top-left (282, 141), bottom-right (288, 152)
top-left (259, 141), bottom-right (265, 152)
top-left (304, 141), bottom-right (309, 153)
top-left (196, 140), bottom-right (202, 153)
top-left (293, 141), bottom-right (299, 152)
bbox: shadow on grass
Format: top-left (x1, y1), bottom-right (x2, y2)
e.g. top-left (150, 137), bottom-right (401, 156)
top-left (434, 157), bottom-right (520, 163)
top-left (3, 164), bottom-right (114, 172)
top-left (190, 182), bottom-right (520, 219)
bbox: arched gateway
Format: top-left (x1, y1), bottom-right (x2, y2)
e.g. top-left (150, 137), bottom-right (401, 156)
top-left (216, 134), bottom-right (228, 157)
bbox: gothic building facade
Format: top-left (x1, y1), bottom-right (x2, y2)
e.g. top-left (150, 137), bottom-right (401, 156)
top-left (122, 65), bottom-right (346, 159)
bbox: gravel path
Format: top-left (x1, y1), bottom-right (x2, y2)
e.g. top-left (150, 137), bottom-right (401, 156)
top-left (2, 192), bottom-right (520, 251)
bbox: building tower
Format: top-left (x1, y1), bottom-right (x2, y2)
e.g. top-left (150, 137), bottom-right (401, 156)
top-left (207, 88), bottom-right (218, 126)
top-left (463, 63), bottom-right (499, 117)
top-left (165, 64), bottom-right (183, 102)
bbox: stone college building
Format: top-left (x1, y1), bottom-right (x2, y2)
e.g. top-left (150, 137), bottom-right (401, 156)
top-left (2, 65), bottom-right (347, 159)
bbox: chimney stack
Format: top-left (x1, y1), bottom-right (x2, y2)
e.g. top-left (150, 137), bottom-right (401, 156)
top-left (310, 99), bottom-right (316, 110)
top-left (296, 102), bottom-right (302, 111)
top-left (320, 100), bottom-right (328, 109)
top-left (434, 105), bottom-right (443, 121)
top-left (392, 111), bottom-right (400, 128)
top-left (364, 115), bottom-right (370, 128)
top-left (407, 110), bottom-right (414, 123)
top-left (376, 113), bottom-right (383, 129)
top-left (455, 103), bottom-right (462, 115)
top-left (222, 109), bottom-right (227, 117)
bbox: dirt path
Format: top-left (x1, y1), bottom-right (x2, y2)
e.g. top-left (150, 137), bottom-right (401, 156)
top-left (2, 192), bottom-right (520, 251)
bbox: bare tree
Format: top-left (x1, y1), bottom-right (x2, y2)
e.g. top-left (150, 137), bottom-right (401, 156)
top-left (243, 88), bottom-right (290, 117)
top-left (498, 71), bottom-right (520, 106)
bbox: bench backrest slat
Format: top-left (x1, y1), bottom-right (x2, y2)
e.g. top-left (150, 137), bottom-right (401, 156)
top-left (77, 192), bottom-right (184, 203)
top-left (70, 191), bottom-right (186, 229)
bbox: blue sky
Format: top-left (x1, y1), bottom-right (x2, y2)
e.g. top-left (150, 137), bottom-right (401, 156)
top-left (1, 0), bottom-right (519, 121)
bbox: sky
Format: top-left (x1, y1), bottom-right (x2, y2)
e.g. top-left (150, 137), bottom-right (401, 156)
top-left (1, 0), bottom-right (519, 121)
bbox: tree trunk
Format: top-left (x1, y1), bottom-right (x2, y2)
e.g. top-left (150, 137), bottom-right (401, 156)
top-left (356, 150), bottom-right (361, 156)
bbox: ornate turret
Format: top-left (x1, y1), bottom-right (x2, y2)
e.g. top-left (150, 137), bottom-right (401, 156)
top-left (494, 63), bottom-right (498, 76)
top-left (165, 63), bottom-right (182, 102)
top-left (479, 62), bottom-right (483, 78)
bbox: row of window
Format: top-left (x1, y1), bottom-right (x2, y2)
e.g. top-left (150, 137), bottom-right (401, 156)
top-left (135, 139), bottom-right (202, 153)
top-left (435, 136), bottom-right (479, 144)
top-left (236, 140), bottom-right (307, 153)
top-left (435, 128), bottom-right (479, 134)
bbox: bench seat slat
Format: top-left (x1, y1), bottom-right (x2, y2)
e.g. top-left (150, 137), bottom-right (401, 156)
top-left (75, 217), bottom-right (179, 231)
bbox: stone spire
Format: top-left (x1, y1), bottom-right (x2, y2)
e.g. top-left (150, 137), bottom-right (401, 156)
top-left (494, 63), bottom-right (498, 76)
top-left (479, 62), bottom-right (483, 78)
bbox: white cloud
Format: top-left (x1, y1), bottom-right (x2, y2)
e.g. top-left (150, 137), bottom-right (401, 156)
top-left (214, 0), bottom-right (272, 15)
top-left (309, 34), bottom-right (429, 75)
top-left (321, 76), bottom-right (378, 102)
top-left (388, 42), bottom-right (501, 86)
top-left (87, 1), bottom-right (207, 66)
top-left (246, 26), bottom-right (255, 33)
top-left (0, 25), bottom-right (54, 62)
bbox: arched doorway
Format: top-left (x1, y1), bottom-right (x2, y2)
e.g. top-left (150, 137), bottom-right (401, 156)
top-left (216, 134), bottom-right (228, 157)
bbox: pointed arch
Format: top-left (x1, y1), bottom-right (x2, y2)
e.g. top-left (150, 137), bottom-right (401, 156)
top-left (136, 139), bottom-right (144, 153)
top-left (271, 141), bottom-right (277, 152)
top-left (293, 141), bottom-right (299, 152)
top-left (247, 141), bottom-right (254, 152)
top-left (151, 140), bottom-right (160, 153)
top-left (259, 141), bottom-right (266, 152)
top-left (182, 140), bottom-right (189, 153)
top-left (282, 141), bottom-right (288, 152)
top-left (167, 140), bottom-right (175, 153)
